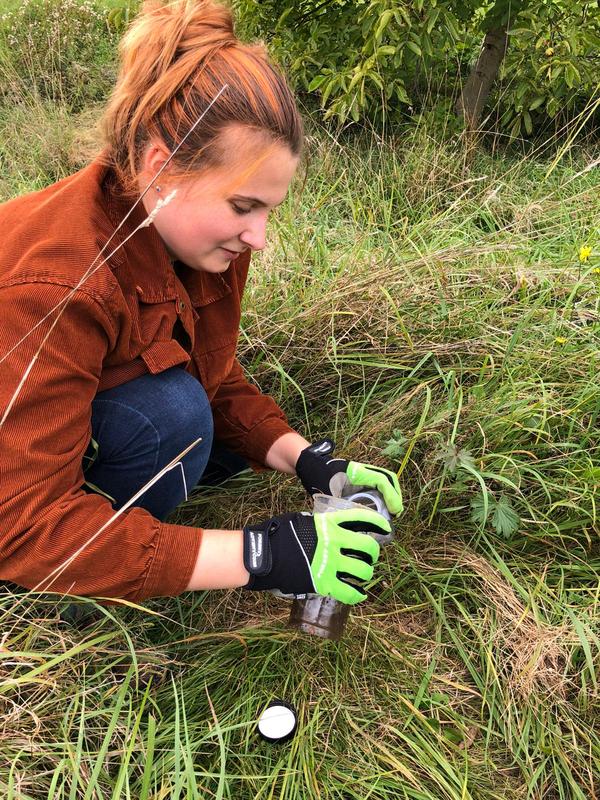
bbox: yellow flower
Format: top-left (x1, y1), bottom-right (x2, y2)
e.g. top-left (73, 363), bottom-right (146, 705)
top-left (555, 337), bottom-right (567, 344)
top-left (579, 245), bottom-right (592, 263)
top-left (593, 268), bottom-right (600, 275)
top-left (545, 47), bottom-right (554, 57)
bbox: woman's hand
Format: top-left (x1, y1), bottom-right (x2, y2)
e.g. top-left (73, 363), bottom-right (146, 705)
top-left (243, 507), bottom-right (390, 605)
top-left (295, 439), bottom-right (403, 516)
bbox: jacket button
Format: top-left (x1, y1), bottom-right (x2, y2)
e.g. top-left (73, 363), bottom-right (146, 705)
top-left (178, 300), bottom-right (186, 311)
top-left (135, 285), bottom-right (143, 294)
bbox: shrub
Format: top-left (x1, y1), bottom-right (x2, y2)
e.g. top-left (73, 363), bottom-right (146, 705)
top-left (232, 0), bottom-right (600, 138)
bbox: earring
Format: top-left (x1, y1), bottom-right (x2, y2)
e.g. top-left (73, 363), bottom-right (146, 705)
top-left (155, 185), bottom-right (162, 192)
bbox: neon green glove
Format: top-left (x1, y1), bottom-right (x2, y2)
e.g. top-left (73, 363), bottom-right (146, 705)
top-left (243, 507), bottom-right (389, 605)
top-left (296, 439), bottom-right (403, 515)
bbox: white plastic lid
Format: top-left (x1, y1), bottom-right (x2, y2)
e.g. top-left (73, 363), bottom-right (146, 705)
top-left (257, 700), bottom-right (297, 743)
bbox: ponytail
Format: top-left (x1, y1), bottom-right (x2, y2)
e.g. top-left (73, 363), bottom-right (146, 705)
top-left (101, 0), bottom-right (302, 192)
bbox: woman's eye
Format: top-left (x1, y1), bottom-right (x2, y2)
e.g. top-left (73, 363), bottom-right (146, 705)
top-left (232, 204), bottom-right (252, 215)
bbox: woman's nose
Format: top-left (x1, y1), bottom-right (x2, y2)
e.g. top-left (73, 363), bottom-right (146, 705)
top-left (240, 215), bottom-right (267, 252)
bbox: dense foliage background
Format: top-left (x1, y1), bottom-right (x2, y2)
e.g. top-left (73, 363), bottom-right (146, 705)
top-left (3, 0), bottom-right (598, 137)
top-left (232, 0), bottom-right (600, 137)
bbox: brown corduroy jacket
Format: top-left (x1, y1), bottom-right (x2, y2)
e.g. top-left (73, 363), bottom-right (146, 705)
top-left (0, 158), bottom-right (294, 602)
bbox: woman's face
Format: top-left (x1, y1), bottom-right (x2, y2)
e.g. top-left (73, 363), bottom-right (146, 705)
top-left (139, 126), bottom-right (300, 272)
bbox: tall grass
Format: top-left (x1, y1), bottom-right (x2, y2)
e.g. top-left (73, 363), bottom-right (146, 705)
top-left (0, 3), bottom-right (599, 798)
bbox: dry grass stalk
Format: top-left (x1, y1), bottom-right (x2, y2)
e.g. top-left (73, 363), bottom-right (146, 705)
top-left (422, 546), bottom-right (574, 700)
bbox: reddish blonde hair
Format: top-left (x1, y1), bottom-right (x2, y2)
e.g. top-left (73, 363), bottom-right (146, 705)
top-left (101, 0), bottom-right (303, 192)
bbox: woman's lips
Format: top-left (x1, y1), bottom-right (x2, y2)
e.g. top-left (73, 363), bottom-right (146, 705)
top-left (220, 247), bottom-right (242, 260)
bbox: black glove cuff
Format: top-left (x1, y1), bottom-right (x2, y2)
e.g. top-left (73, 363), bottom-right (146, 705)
top-left (295, 439), bottom-right (336, 472)
top-left (242, 514), bottom-right (316, 595)
top-left (295, 438), bottom-right (342, 497)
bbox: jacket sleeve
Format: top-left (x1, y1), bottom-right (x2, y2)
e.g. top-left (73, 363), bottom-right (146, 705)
top-left (209, 355), bottom-right (295, 467)
top-left (0, 282), bottom-right (202, 602)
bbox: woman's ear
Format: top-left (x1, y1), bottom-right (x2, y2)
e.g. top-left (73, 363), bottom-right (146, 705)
top-left (139, 139), bottom-right (172, 187)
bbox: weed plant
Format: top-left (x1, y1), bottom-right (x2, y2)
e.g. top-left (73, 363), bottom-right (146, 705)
top-left (0, 3), bottom-right (599, 799)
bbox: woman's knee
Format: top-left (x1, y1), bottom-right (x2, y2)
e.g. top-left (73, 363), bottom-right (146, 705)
top-left (91, 367), bottom-right (214, 463)
top-left (87, 368), bottom-right (214, 515)
top-left (141, 369), bottom-right (214, 502)
top-left (153, 368), bottom-right (214, 445)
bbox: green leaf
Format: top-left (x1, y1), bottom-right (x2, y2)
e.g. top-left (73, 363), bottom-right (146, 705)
top-left (565, 62), bottom-right (580, 88)
top-left (528, 95), bottom-right (546, 110)
top-left (443, 727), bottom-right (464, 744)
top-left (444, 13), bottom-right (460, 41)
top-left (276, 7), bottom-right (295, 29)
top-left (583, 466), bottom-right (600, 483)
top-left (107, 8), bottom-right (123, 31)
top-left (439, 443), bottom-right (475, 474)
top-left (426, 8), bottom-right (440, 35)
top-left (369, 71), bottom-right (384, 90)
top-left (348, 69), bottom-right (363, 92)
top-left (395, 7), bottom-right (412, 27)
top-left (375, 10), bottom-right (393, 43)
top-left (470, 493), bottom-right (489, 527)
top-left (421, 32), bottom-right (434, 57)
top-left (321, 76), bottom-right (338, 106)
top-left (491, 495), bottom-right (520, 539)
top-left (394, 82), bottom-right (411, 104)
top-left (406, 40), bottom-right (422, 57)
top-left (382, 430), bottom-right (408, 459)
top-left (308, 74), bottom-right (328, 92)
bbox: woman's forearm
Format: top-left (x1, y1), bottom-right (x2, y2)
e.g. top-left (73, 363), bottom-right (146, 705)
top-left (185, 433), bottom-right (310, 592)
top-left (264, 431), bottom-right (310, 474)
top-left (185, 529), bottom-right (249, 590)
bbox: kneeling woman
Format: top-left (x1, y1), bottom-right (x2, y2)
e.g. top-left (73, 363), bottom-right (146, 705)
top-left (0, 0), bottom-right (402, 606)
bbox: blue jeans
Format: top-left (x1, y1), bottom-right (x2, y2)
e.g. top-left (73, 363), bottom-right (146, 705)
top-left (83, 366), bottom-right (249, 521)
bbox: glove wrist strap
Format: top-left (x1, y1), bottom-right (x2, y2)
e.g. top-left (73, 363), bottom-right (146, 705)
top-left (243, 521), bottom-right (273, 578)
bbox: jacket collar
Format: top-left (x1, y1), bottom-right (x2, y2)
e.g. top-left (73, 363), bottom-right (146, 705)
top-left (174, 261), bottom-right (232, 307)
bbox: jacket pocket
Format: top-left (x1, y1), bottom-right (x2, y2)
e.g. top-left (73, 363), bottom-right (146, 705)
top-left (193, 338), bottom-right (237, 397)
top-left (140, 339), bottom-right (191, 374)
